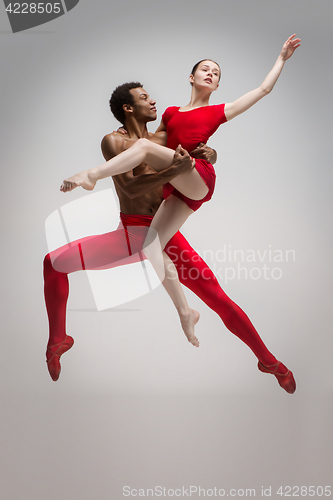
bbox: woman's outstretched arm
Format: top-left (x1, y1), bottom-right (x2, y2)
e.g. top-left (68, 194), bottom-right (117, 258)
top-left (224, 34), bottom-right (301, 121)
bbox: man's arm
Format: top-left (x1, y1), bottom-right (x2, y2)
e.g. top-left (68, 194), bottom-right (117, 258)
top-left (190, 143), bottom-right (217, 165)
top-left (154, 119), bottom-right (166, 134)
top-left (112, 158), bottom-right (188, 199)
top-left (101, 134), bottom-right (192, 199)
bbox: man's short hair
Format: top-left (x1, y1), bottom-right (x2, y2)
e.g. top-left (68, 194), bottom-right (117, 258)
top-left (109, 82), bottom-right (143, 125)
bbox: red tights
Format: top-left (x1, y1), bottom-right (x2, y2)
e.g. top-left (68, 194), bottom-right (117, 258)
top-left (43, 213), bottom-right (278, 367)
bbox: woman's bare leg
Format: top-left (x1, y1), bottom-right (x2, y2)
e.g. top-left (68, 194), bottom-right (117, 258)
top-left (61, 139), bottom-right (175, 192)
top-left (170, 168), bottom-right (209, 200)
top-left (149, 195), bottom-right (194, 249)
top-left (162, 251), bottom-right (200, 346)
top-left (60, 139), bottom-right (208, 200)
top-left (143, 195), bottom-right (200, 346)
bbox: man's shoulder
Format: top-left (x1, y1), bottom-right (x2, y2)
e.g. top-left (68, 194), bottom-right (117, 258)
top-left (102, 131), bottom-right (125, 147)
top-left (101, 132), bottom-right (125, 160)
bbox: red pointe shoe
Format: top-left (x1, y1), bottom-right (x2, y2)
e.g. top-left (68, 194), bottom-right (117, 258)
top-left (46, 335), bottom-right (74, 381)
top-left (258, 361), bottom-right (296, 394)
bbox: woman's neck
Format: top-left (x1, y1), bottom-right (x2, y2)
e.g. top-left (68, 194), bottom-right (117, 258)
top-left (183, 87), bottom-right (212, 110)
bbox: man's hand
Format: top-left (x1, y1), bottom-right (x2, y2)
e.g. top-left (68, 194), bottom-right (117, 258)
top-left (190, 143), bottom-right (217, 164)
top-left (172, 145), bottom-right (193, 175)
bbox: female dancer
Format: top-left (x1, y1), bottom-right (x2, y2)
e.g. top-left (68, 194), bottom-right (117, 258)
top-left (61, 35), bottom-right (300, 392)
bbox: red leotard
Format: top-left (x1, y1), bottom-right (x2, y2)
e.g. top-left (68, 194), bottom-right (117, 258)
top-left (162, 104), bottom-right (227, 211)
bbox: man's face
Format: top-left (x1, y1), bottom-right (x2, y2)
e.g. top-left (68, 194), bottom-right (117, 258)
top-left (128, 87), bottom-right (157, 123)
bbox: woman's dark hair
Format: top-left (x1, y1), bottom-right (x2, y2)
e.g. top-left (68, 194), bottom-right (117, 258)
top-left (190, 60), bottom-right (221, 85)
top-left (109, 82), bottom-right (144, 124)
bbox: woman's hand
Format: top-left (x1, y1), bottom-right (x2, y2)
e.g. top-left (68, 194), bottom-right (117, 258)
top-left (115, 126), bottom-right (128, 135)
top-left (280, 34), bottom-right (301, 61)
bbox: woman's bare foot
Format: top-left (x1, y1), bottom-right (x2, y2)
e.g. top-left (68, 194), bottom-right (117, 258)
top-left (180, 308), bottom-right (200, 347)
top-left (60, 170), bottom-right (96, 192)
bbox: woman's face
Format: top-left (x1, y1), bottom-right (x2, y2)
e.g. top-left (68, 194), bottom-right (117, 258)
top-left (190, 60), bottom-right (220, 91)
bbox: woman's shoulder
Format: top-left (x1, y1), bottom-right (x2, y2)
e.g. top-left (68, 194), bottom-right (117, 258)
top-left (161, 106), bottom-right (180, 123)
top-left (163, 106), bottom-right (180, 114)
top-left (192, 103), bottom-right (226, 119)
top-left (209, 103), bottom-right (226, 110)
top-left (203, 103), bottom-right (227, 123)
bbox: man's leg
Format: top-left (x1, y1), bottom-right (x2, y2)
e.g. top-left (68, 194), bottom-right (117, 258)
top-left (165, 232), bottom-right (288, 370)
top-left (43, 224), bottom-right (148, 380)
top-left (120, 213), bottom-right (278, 363)
top-left (121, 214), bottom-right (296, 392)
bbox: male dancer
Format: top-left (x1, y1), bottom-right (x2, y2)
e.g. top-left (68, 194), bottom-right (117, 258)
top-left (44, 82), bottom-right (295, 393)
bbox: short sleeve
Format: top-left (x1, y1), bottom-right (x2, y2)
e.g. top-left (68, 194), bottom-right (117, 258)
top-left (162, 106), bottom-right (177, 126)
top-left (217, 103), bottom-right (227, 125)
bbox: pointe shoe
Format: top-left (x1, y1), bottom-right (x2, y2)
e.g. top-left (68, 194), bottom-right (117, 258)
top-left (46, 335), bottom-right (74, 381)
top-left (258, 361), bottom-right (296, 394)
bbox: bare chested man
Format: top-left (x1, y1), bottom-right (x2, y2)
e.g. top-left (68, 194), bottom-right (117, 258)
top-left (44, 82), bottom-right (295, 393)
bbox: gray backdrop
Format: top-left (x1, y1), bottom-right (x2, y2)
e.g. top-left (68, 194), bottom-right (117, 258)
top-left (1, 1), bottom-right (332, 499)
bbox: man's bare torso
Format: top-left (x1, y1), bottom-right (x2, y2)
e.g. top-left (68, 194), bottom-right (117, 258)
top-left (101, 130), bottom-right (167, 216)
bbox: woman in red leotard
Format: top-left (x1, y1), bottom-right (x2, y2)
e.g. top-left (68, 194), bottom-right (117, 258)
top-left (60, 35), bottom-right (300, 393)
